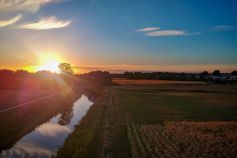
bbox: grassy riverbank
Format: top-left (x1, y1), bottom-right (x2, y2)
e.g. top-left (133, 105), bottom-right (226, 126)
top-left (57, 89), bottom-right (108, 158)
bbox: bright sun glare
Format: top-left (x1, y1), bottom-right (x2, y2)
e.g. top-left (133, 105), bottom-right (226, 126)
top-left (37, 54), bottom-right (61, 73)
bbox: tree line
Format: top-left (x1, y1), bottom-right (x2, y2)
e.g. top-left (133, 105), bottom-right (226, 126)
top-left (78, 70), bottom-right (113, 86)
top-left (0, 65), bottom-right (113, 89)
top-left (112, 70), bottom-right (237, 83)
top-left (0, 69), bottom-right (60, 89)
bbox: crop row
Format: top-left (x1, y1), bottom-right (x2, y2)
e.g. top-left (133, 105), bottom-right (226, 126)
top-left (127, 122), bottom-right (237, 158)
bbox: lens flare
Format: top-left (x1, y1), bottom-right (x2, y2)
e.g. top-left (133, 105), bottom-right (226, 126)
top-left (36, 54), bottom-right (61, 73)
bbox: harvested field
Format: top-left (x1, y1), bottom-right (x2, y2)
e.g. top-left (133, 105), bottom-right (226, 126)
top-left (127, 122), bottom-right (237, 158)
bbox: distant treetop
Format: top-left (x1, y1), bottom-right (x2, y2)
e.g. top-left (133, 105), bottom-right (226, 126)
top-left (59, 63), bottom-right (74, 75)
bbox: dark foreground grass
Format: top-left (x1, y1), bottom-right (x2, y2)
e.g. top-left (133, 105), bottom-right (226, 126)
top-left (56, 84), bottom-right (237, 158)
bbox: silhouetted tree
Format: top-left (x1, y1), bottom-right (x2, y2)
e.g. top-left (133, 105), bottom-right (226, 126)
top-left (59, 63), bottom-right (73, 75)
top-left (58, 63), bottom-right (75, 87)
top-left (201, 71), bottom-right (208, 75)
top-left (35, 70), bottom-right (54, 79)
top-left (212, 70), bottom-right (220, 76)
top-left (0, 69), bottom-right (15, 89)
top-left (15, 70), bottom-right (30, 78)
top-left (34, 70), bottom-right (58, 89)
top-left (231, 71), bottom-right (237, 75)
top-left (200, 71), bottom-right (209, 80)
top-left (0, 69), bottom-right (14, 78)
top-left (79, 71), bottom-right (112, 86)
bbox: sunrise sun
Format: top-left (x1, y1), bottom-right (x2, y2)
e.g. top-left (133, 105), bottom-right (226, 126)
top-left (37, 54), bottom-right (61, 73)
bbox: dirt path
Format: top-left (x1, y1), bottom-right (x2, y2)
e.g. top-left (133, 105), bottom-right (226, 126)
top-left (101, 93), bottom-right (114, 158)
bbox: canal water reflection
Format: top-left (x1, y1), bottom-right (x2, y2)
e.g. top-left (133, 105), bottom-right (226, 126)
top-left (0, 95), bottom-right (94, 158)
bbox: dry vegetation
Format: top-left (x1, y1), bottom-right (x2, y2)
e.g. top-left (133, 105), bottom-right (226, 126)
top-left (127, 122), bottom-right (237, 158)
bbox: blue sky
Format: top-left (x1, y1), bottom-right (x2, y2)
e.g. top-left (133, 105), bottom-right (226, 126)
top-left (0, 0), bottom-right (236, 73)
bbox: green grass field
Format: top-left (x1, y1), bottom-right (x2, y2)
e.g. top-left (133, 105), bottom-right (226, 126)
top-left (57, 82), bottom-right (237, 158)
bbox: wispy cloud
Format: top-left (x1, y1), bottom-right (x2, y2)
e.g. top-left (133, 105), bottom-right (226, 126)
top-left (211, 25), bottom-right (237, 32)
top-left (145, 30), bottom-right (186, 36)
top-left (0, 15), bottom-right (22, 28)
top-left (18, 16), bottom-right (71, 30)
top-left (0, 0), bottom-right (63, 13)
top-left (136, 27), bottom-right (160, 32)
top-left (136, 27), bottom-right (202, 37)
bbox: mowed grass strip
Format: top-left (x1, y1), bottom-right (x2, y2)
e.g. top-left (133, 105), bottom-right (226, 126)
top-left (113, 78), bottom-right (206, 85)
top-left (111, 86), bottom-right (237, 122)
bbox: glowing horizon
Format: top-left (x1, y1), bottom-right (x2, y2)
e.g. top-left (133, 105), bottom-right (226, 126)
top-left (4, 63), bottom-right (235, 74)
